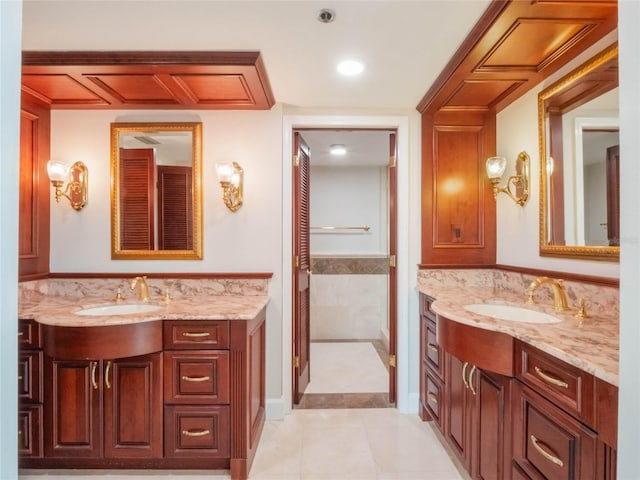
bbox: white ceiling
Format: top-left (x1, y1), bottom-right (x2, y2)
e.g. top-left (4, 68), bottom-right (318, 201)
top-left (21, 0), bottom-right (491, 166)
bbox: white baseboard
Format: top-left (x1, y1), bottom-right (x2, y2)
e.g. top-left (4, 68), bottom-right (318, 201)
top-left (266, 397), bottom-right (286, 420)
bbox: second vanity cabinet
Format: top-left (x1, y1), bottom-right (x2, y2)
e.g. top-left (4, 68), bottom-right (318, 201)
top-left (20, 307), bottom-right (267, 480)
top-left (419, 293), bottom-right (618, 480)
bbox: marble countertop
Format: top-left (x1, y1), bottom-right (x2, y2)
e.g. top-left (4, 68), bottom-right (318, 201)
top-left (418, 285), bottom-right (618, 386)
top-left (19, 293), bottom-right (269, 327)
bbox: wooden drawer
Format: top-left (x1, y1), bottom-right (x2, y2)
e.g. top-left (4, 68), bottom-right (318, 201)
top-left (18, 350), bottom-right (42, 403)
top-left (18, 319), bottom-right (41, 349)
top-left (425, 324), bottom-right (443, 379)
top-left (18, 404), bottom-right (42, 458)
top-left (423, 368), bottom-right (443, 430)
top-left (513, 381), bottom-right (598, 480)
top-left (515, 340), bottom-right (595, 427)
top-left (164, 320), bottom-right (229, 350)
top-left (164, 405), bottom-right (230, 458)
top-left (420, 294), bottom-right (436, 322)
top-left (164, 351), bottom-right (230, 404)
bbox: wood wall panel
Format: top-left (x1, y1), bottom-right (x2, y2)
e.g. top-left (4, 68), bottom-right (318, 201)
top-left (422, 111), bottom-right (496, 265)
top-left (19, 93), bottom-right (50, 281)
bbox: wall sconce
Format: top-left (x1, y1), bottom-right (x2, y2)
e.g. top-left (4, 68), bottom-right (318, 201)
top-left (215, 162), bottom-right (243, 212)
top-left (485, 151), bottom-right (530, 206)
top-left (46, 160), bottom-right (88, 211)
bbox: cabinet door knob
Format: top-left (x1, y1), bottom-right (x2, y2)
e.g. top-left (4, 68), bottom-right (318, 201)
top-left (530, 435), bottom-right (564, 467)
top-left (181, 375), bottom-right (210, 383)
top-left (182, 429), bottom-right (210, 437)
top-left (534, 366), bottom-right (569, 389)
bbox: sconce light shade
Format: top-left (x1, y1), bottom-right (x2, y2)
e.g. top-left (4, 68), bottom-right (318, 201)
top-left (47, 160), bottom-right (88, 211)
top-left (485, 156), bottom-right (507, 180)
top-left (215, 162), bottom-right (243, 212)
top-left (486, 151), bottom-right (529, 206)
top-left (47, 161), bottom-right (70, 183)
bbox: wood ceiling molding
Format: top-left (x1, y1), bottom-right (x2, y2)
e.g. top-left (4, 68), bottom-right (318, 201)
top-left (417, 0), bottom-right (617, 114)
top-left (21, 51), bottom-right (275, 110)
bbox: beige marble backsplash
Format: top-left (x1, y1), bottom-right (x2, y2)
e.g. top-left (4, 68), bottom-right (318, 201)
top-left (417, 268), bottom-right (619, 317)
top-left (19, 277), bottom-right (270, 303)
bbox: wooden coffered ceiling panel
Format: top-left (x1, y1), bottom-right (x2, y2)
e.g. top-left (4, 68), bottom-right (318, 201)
top-left (417, 0), bottom-right (617, 114)
top-left (21, 51), bottom-right (275, 110)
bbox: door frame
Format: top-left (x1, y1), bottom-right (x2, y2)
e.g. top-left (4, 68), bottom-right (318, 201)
top-left (282, 114), bottom-right (411, 413)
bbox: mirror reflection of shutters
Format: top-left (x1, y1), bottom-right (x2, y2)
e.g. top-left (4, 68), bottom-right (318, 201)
top-left (157, 165), bottom-right (193, 250)
top-left (119, 148), bottom-right (155, 250)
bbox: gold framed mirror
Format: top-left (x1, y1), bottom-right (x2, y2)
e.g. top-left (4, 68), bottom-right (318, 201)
top-left (539, 43), bottom-right (619, 261)
top-left (110, 122), bottom-right (203, 260)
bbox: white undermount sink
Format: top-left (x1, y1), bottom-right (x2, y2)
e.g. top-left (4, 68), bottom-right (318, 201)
top-left (463, 303), bottom-right (561, 324)
top-left (74, 303), bottom-right (163, 316)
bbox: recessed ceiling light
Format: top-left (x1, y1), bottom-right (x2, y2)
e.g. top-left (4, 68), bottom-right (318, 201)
top-left (337, 60), bottom-right (364, 76)
top-left (330, 144), bottom-right (347, 156)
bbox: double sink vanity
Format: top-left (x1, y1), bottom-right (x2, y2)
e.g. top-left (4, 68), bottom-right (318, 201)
top-left (418, 268), bottom-right (619, 480)
top-left (17, 276), bottom-right (268, 480)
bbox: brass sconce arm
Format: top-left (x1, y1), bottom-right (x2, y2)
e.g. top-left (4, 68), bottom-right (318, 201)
top-left (216, 162), bottom-right (244, 212)
top-left (486, 151), bottom-right (530, 206)
top-left (47, 160), bottom-right (88, 211)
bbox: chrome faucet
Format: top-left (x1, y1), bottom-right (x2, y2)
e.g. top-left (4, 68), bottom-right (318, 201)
top-left (526, 276), bottom-right (569, 312)
top-left (130, 276), bottom-right (150, 302)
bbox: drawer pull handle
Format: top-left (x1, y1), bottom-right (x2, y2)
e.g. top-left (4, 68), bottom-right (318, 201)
top-left (18, 430), bottom-right (23, 435)
top-left (534, 366), bottom-right (569, 389)
top-left (530, 435), bottom-right (564, 467)
top-left (91, 362), bottom-right (98, 390)
top-left (182, 332), bottom-right (210, 338)
top-left (182, 429), bottom-right (210, 437)
top-left (428, 344), bottom-right (438, 353)
top-left (468, 365), bottom-right (477, 396)
top-left (18, 376), bottom-right (23, 381)
top-left (18, 332), bottom-right (24, 337)
top-left (182, 375), bottom-right (211, 383)
top-left (462, 362), bottom-right (469, 389)
top-left (428, 393), bottom-right (438, 405)
top-left (105, 361), bottom-right (112, 389)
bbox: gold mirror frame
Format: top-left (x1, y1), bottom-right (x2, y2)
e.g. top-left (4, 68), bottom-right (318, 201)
top-left (538, 44), bottom-right (619, 261)
top-left (110, 122), bottom-right (203, 260)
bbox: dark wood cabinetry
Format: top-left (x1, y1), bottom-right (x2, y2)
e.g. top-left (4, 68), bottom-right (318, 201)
top-left (19, 94), bottom-right (51, 281)
top-left (18, 319), bottom-right (43, 458)
top-left (418, 294), bottom-right (618, 480)
top-left (43, 353), bottom-right (163, 459)
top-left (20, 311), bottom-right (266, 480)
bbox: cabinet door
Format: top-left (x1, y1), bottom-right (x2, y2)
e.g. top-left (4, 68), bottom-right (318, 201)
top-left (44, 358), bottom-right (102, 457)
top-left (103, 353), bottom-right (163, 458)
top-left (472, 369), bottom-right (512, 480)
top-left (445, 354), bottom-right (472, 470)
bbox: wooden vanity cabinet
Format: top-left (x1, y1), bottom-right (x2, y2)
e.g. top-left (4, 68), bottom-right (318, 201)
top-left (419, 294), bottom-right (445, 426)
top-left (18, 319), bottom-right (43, 458)
top-left (444, 352), bottom-right (513, 480)
top-left (43, 353), bottom-right (163, 460)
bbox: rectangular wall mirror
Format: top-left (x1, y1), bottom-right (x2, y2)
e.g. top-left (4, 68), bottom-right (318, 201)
top-left (110, 122), bottom-right (203, 260)
top-left (538, 43), bottom-right (619, 261)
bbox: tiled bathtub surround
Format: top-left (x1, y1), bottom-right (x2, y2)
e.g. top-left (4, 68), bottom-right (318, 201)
top-left (311, 257), bottom-right (388, 340)
top-left (311, 256), bottom-right (389, 275)
top-left (417, 268), bottom-right (619, 385)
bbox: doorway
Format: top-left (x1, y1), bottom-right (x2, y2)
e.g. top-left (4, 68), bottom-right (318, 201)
top-left (292, 128), bottom-right (397, 409)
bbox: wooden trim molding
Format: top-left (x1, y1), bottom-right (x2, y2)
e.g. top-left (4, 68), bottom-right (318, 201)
top-left (46, 272), bottom-right (274, 280)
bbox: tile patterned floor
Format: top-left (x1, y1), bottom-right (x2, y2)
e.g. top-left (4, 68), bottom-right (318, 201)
top-left (20, 409), bottom-right (465, 480)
